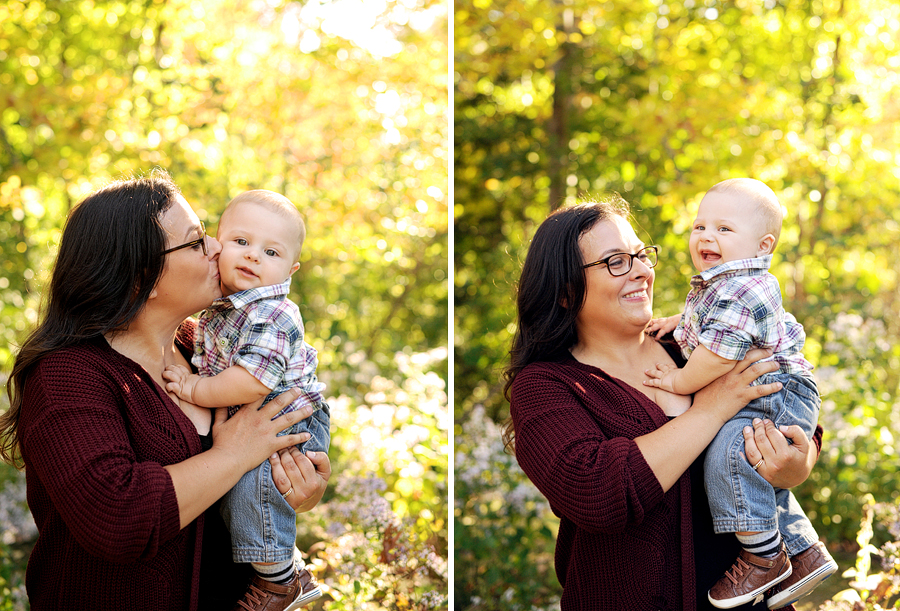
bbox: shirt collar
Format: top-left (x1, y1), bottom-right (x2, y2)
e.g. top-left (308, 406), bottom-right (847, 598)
top-left (689, 255), bottom-right (772, 290)
top-left (211, 279), bottom-right (291, 310)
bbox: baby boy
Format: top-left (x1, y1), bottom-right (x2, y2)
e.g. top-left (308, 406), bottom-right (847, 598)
top-left (164, 190), bottom-right (329, 611)
top-left (645, 178), bottom-right (836, 609)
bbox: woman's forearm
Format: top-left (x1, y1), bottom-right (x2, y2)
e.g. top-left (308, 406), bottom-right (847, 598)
top-left (634, 406), bottom-right (724, 492)
top-left (164, 447), bottom-right (245, 529)
top-left (638, 350), bottom-right (784, 491)
top-left (166, 391), bottom-right (311, 528)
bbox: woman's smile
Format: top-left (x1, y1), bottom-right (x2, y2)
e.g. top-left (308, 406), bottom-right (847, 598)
top-left (622, 288), bottom-right (648, 300)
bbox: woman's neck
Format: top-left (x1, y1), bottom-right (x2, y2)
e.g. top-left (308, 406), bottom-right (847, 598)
top-left (104, 311), bottom-right (183, 374)
top-left (571, 324), bottom-right (652, 370)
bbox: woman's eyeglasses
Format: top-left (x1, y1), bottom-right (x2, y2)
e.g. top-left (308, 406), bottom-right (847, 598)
top-left (162, 222), bottom-right (208, 256)
top-left (582, 245), bottom-right (659, 277)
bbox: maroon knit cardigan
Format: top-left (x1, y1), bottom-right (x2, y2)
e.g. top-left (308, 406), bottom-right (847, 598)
top-left (511, 357), bottom-right (692, 610)
top-left (510, 354), bottom-right (818, 611)
top-left (17, 324), bottom-right (230, 611)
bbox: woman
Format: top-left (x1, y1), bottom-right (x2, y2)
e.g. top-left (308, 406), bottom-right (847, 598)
top-left (0, 171), bottom-right (330, 611)
top-left (503, 196), bottom-right (821, 611)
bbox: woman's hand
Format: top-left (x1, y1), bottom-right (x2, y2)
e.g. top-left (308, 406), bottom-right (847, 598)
top-left (166, 388), bottom-right (315, 530)
top-left (692, 349), bottom-right (782, 426)
top-left (211, 388), bottom-right (314, 472)
top-left (743, 418), bottom-right (816, 489)
top-left (270, 446), bottom-right (332, 513)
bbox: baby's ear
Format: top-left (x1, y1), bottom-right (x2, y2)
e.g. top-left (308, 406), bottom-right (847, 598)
top-left (288, 261), bottom-right (301, 276)
top-left (757, 234), bottom-right (776, 256)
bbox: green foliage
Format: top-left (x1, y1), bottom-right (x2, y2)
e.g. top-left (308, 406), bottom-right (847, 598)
top-left (798, 314), bottom-right (900, 544)
top-left (456, 0), bottom-right (900, 605)
top-left (0, 1), bottom-right (448, 609)
top-left (454, 407), bottom-right (559, 611)
top-left (304, 348), bottom-right (448, 611)
top-left (816, 495), bottom-right (900, 609)
top-left (0, 0), bottom-right (449, 394)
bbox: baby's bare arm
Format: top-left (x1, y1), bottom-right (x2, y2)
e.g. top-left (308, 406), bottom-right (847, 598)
top-left (668, 345), bottom-right (736, 395)
top-left (163, 364), bottom-right (270, 407)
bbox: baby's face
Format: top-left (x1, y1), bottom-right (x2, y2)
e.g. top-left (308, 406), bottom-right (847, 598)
top-left (216, 202), bottom-right (301, 296)
top-left (689, 191), bottom-right (771, 273)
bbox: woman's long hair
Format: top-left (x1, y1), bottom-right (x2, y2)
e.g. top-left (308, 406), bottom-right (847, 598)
top-left (0, 170), bottom-right (180, 465)
top-left (501, 195), bottom-right (631, 451)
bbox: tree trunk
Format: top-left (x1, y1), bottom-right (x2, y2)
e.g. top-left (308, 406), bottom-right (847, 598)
top-left (548, 7), bottom-right (574, 211)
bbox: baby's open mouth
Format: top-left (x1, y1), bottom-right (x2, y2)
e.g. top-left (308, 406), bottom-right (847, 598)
top-left (700, 251), bottom-right (721, 263)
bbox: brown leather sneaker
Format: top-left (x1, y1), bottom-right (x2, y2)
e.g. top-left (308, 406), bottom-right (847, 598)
top-left (766, 541), bottom-right (838, 609)
top-left (708, 544), bottom-right (792, 609)
top-left (233, 567), bottom-right (323, 611)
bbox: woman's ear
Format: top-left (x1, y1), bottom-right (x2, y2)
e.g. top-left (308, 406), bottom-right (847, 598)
top-left (757, 234), bottom-right (776, 256)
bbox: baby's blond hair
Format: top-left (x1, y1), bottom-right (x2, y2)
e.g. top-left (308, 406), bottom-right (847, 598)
top-left (706, 178), bottom-right (783, 247)
top-left (221, 190), bottom-right (306, 260)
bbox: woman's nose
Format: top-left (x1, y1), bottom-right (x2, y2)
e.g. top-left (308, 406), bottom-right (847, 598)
top-left (206, 235), bottom-right (222, 257)
top-left (630, 256), bottom-right (653, 277)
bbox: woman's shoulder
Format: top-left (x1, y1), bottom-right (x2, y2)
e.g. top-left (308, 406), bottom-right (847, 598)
top-left (25, 339), bottom-right (139, 409)
top-left (517, 357), bottom-right (584, 381)
top-left (511, 358), bottom-right (607, 403)
top-left (36, 337), bottom-right (120, 370)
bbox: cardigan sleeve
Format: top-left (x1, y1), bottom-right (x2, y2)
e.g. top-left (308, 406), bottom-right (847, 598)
top-left (510, 364), bottom-right (666, 535)
top-left (19, 350), bottom-right (184, 564)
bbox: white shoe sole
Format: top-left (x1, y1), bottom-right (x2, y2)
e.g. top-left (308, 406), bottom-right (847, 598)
top-left (284, 585), bottom-right (323, 610)
top-left (766, 559), bottom-right (838, 609)
top-left (708, 563), bottom-right (792, 609)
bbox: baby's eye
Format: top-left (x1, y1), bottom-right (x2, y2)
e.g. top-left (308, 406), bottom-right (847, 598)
top-left (718, 226), bottom-right (731, 232)
top-left (693, 224), bottom-right (705, 231)
top-left (265, 249), bottom-right (279, 257)
top-left (236, 238), bottom-right (248, 245)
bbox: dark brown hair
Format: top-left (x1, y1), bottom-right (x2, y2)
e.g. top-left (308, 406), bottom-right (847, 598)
top-left (1, 170), bottom-right (180, 465)
top-left (501, 195), bottom-right (631, 452)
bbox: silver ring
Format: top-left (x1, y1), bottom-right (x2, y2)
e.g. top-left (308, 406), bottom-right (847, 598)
top-left (752, 459), bottom-right (763, 471)
top-left (282, 487), bottom-right (294, 499)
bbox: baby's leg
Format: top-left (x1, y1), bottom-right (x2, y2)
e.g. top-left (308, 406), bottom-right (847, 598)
top-left (775, 489), bottom-right (818, 557)
top-left (770, 375), bottom-right (821, 555)
top-left (292, 400), bottom-right (331, 455)
top-left (704, 399), bottom-right (779, 536)
top-left (220, 458), bottom-right (297, 565)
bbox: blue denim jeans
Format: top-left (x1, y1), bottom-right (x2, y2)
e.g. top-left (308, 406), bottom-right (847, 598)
top-left (220, 400), bottom-right (331, 563)
top-left (704, 373), bottom-right (820, 556)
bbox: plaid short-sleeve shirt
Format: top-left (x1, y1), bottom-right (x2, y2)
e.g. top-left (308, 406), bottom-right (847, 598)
top-left (193, 279), bottom-right (325, 417)
top-left (673, 256), bottom-right (812, 377)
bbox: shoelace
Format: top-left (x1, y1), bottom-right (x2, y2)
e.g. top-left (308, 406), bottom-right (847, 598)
top-left (236, 583), bottom-right (270, 611)
top-left (724, 557), bottom-right (751, 585)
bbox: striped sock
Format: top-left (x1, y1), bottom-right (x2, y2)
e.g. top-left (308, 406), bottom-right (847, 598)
top-left (736, 530), bottom-right (783, 558)
top-left (252, 559), bottom-right (296, 585)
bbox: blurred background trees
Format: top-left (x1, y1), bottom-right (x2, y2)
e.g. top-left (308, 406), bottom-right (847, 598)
top-left (0, 1), bottom-right (448, 609)
top-left (455, 0), bottom-right (900, 608)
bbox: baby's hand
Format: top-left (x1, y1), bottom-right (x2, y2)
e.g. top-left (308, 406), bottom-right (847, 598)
top-left (645, 315), bottom-right (680, 337)
top-left (162, 364), bottom-right (199, 402)
top-left (643, 362), bottom-right (681, 394)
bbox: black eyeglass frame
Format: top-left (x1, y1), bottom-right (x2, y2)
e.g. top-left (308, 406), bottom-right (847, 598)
top-left (162, 221), bottom-right (208, 256)
top-left (582, 245), bottom-right (660, 276)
